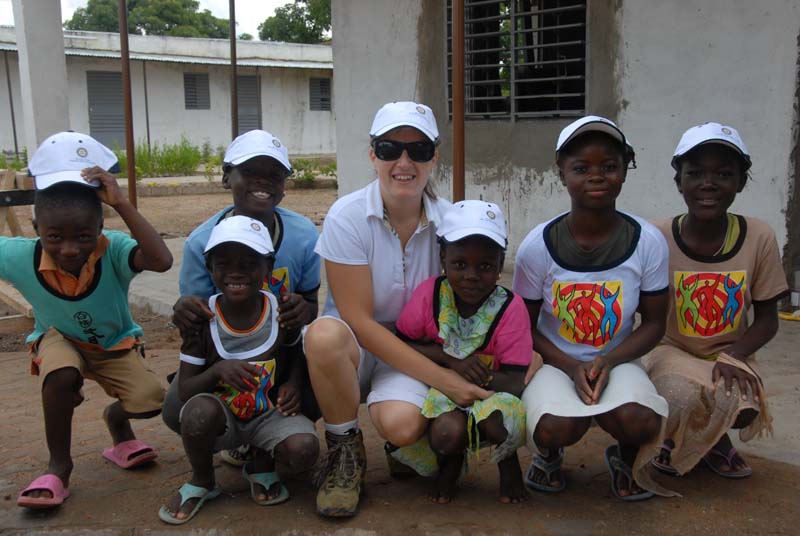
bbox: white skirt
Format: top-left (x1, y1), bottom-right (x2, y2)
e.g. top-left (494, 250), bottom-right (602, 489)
top-left (521, 362), bottom-right (669, 451)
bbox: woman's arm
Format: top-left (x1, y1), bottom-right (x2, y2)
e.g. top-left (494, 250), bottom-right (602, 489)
top-left (601, 292), bottom-right (668, 368)
top-left (723, 299), bottom-right (779, 361)
top-left (326, 260), bottom-right (492, 406)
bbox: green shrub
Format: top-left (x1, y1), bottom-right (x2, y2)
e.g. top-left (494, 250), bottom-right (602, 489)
top-left (114, 137), bottom-right (201, 179)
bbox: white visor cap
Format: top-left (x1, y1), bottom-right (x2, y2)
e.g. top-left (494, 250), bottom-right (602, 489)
top-left (223, 130), bottom-right (292, 174)
top-left (204, 215), bottom-right (275, 257)
top-left (671, 122), bottom-right (751, 170)
top-left (437, 200), bottom-right (508, 249)
top-left (29, 131), bottom-right (119, 190)
top-left (556, 115), bottom-right (633, 154)
top-left (369, 101), bottom-right (439, 143)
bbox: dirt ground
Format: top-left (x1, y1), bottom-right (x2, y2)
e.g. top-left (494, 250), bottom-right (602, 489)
top-left (2, 190), bottom-right (800, 534)
top-left (7, 189), bottom-right (338, 239)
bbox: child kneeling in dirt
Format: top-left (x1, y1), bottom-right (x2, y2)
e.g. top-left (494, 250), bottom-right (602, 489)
top-left (159, 215), bottom-right (318, 525)
top-left (393, 201), bottom-right (537, 504)
top-left (1, 132), bottom-right (173, 510)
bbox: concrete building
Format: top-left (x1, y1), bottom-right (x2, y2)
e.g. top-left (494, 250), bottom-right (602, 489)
top-left (0, 26), bottom-right (335, 156)
top-left (331, 0), bottom-right (800, 282)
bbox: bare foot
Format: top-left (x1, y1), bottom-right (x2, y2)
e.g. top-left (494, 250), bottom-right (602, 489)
top-left (497, 453), bottom-right (526, 504)
top-left (251, 480), bottom-right (284, 503)
top-left (430, 454), bottom-right (462, 504)
top-left (103, 403), bottom-right (136, 446)
top-left (529, 449), bottom-right (563, 490)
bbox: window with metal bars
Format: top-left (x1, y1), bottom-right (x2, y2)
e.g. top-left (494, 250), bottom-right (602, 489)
top-left (184, 73), bottom-right (210, 110)
top-left (447, 0), bottom-right (586, 119)
top-left (309, 77), bottom-right (332, 111)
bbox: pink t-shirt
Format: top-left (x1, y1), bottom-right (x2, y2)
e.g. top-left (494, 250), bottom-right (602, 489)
top-left (396, 276), bottom-right (533, 370)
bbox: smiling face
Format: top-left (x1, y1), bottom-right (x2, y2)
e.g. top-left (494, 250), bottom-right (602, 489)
top-left (207, 242), bottom-right (273, 304)
top-left (440, 235), bottom-right (504, 317)
top-left (223, 156), bottom-right (289, 220)
top-left (369, 127), bottom-right (438, 205)
top-left (35, 206), bottom-right (103, 277)
top-left (558, 133), bottom-right (627, 211)
top-left (676, 144), bottom-right (746, 221)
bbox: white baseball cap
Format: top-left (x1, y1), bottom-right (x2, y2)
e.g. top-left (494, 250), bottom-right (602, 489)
top-left (223, 130), bottom-right (293, 174)
top-left (204, 215), bottom-right (275, 257)
top-left (369, 101), bottom-right (439, 143)
top-left (437, 200), bottom-right (507, 249)
top-left (556, 115), bottom-right (633, 154)
top-left (671, 122), bottom-right (751, 170)
top-left (28, 131), bottom-right (120, 190)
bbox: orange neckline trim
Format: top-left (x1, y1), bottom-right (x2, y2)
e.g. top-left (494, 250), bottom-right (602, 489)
top-left (215, 293), bottom-right (269, 335)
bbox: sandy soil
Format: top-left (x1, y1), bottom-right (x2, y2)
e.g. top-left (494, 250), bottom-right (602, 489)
top-left (8, 189), bottom-right (338, 239)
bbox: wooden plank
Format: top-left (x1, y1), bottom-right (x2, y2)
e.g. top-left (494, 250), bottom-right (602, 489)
top-left (0, 314), bottom-right (34, 335)
top-left (0, 280), bottom-right (33, 317)
top-left (0, 189), bottom-right (35, 207)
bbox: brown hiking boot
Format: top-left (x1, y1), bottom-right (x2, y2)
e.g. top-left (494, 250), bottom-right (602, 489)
top-left (315, 430), bottom-right (366, 517)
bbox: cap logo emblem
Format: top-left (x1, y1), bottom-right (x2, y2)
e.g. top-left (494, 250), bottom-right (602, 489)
top-left (76, 147), bottom-right (88, 157)
top-left (721, 127), bottom-right (732, 135)
top-left (486, 211), bottom-right (496, 220)
top-left (251, 222), bottom-right (261, 231)
top-left (416, 106), bottom-right (426, 115)
top-left (272, 139), bottom-right (281, 148)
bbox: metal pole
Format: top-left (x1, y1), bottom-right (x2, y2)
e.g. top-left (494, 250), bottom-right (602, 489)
top-left (452, 0), bottom-right (465, 202)
top-left (4, 51), bottom-right (19, 161)
top-left (142, 60), bottom-right (151, 154)
top-left (229, 0), bottom-right (238, 139)
top-left (118, 0), bottom-right (136, 207)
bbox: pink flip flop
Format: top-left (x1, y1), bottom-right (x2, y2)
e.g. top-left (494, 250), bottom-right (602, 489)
top-left (102, 439), bottom-right (158, 469)
top-left (17, 474), bottom-right (70, 509)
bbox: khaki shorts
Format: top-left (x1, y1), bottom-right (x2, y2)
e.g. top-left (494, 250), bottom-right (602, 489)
top-left (35, 328), bottom-right (164, 414)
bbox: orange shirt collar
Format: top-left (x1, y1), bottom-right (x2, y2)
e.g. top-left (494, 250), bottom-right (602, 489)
top-left (38, 234), bottom-right (109, 296)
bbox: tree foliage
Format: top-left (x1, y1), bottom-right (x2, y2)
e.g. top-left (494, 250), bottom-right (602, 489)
top-left (258, 0), bottom-right (330, 44)
top-left (64, 0), bottom-right (229, 38)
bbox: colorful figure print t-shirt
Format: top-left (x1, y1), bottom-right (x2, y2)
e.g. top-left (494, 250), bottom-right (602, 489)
top-left (513, 212), bottom-right (669, 363)
top-left (655, 215), bottom-right (789, 359)
top-left (179, 290), bottom-right (288, 420)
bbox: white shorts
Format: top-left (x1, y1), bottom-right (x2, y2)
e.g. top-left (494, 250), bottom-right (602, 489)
top-left (304, 315), bottom-right (429, 408)
top-left (521, 361), bottom-right (669, 451)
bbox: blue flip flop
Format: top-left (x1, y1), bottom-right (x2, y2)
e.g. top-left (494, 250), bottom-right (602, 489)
top-left (242, 461), bottom-right (290, 506)
top-left (604, 444), bottom-right (654, 502)
top-left (524, 447), bottom-right (566, 493)
top-left (158, 482), bottom-right (222, 525)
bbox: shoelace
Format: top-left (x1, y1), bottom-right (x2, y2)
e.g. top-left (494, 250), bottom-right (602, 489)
top-left (313, 440), bottom-right (359, 489)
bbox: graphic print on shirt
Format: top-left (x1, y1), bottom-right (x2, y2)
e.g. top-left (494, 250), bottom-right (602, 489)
top-left (674, 271), bottom-right (746, 337)
top-left (265, 267), bottom-right (290, 296)
top-left (552, 281), bottom-right (623, 348)
top-left (215, 359), bottom-right (276, 420)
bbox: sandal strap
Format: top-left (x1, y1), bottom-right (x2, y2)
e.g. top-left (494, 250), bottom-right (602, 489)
top-left (177, 482), bottom-right (216, 505)
top-left (243, 463), bottom-right (281, 489)
top-left (708, 445), bottom-right (741, 467)
top-left (532, 447), bottom-right (564, 478)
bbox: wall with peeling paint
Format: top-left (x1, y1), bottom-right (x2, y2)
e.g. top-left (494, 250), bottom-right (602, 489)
top-left (332, 0), bottom-right (799, 262)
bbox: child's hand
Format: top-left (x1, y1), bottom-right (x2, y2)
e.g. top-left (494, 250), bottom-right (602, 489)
top-left (81, 166), bottom-right (126, 208)
top-left (450, 355), bottom-right (492, 386)
top-left (276, 381), bottom-right (301, 416)
top-left (212, 360), bottom-right (261, 392)
top-left (571, 357), bottom-right (609, 405)
top-left (172, 295), bottom-right (215, 335)
top-left (712, 361), bottom-right (759, 402)
top-left (277, 293), bottom-right (311, 330)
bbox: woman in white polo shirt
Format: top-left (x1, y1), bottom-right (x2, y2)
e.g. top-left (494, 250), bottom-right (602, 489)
top-left (304, 102), bottom-right (492, 518)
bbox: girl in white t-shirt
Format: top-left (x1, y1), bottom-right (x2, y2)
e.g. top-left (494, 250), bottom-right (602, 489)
top-left (304, 102), bottom-right (492, 518)
top-left (513, 116), bottom-right (670, 501)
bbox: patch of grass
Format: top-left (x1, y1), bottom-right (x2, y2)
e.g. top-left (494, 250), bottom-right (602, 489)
top-left (115, 137), bottom-right (202, 179)
top-left (0, 149), bottom-right (27, 171)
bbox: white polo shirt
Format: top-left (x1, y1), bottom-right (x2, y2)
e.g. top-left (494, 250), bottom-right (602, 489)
top-left (315, 180), bottom-right (451, 324)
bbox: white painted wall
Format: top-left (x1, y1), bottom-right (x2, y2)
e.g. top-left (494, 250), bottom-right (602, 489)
top-left (332, 0), bottom-right (425, 190)
top-left (0, 55), bottom-right (335, 158)
top-left (330, 0), bottom-right (799, 260)
top-left (615, 0), bottom-right (799, 251)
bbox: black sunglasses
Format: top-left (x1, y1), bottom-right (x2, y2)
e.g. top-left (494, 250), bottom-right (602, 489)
top-left (372, 139), bottom-right (436, 163)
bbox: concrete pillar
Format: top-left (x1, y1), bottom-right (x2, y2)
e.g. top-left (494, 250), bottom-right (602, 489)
top-left (11, 0), bottom-right (70, 155)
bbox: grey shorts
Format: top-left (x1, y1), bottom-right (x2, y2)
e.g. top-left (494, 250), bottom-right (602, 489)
top-left (163, 372), bottom-right (317, 454)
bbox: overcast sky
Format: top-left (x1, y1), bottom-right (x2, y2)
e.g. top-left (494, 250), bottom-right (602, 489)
top-left (0, 0), bottom-right (287, 38)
